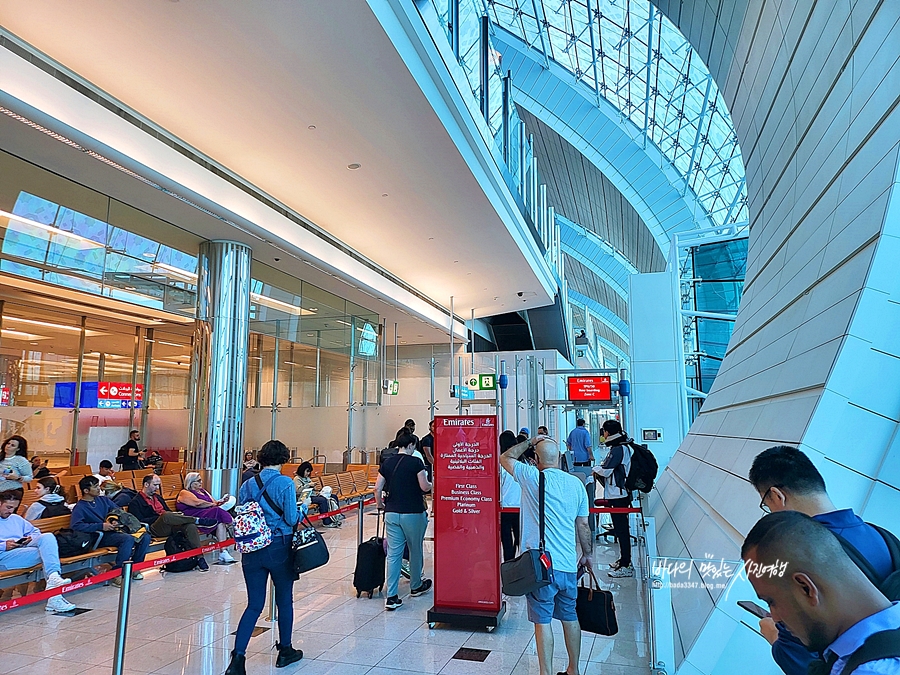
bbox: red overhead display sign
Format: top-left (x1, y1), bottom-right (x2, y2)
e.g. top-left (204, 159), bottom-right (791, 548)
top-left (567, 375), bottom-right (612, 402)
top-left (431, 415), bottom-right (501, 617)
top-left (98, 382), bottom-right (143, 401)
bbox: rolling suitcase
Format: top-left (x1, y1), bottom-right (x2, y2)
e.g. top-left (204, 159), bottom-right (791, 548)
top-left (353, 508), bottom-right (386, 598)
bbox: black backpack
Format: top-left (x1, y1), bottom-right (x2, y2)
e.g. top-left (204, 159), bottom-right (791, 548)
top-left (162, 530), bottom-right (199, 573)
top-left (55, 528), bottom-right (97, 557)
top-left (832, 523), bottom-right (900, 601)
top-left (624, 442), bottom-right (658, 493)
top-left (811, 628), bottom-right (900, 675)
top-left (38, 499), bottom-right (70, 518)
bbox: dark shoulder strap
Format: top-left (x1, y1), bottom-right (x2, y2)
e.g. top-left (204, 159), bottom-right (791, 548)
top-left (839, 628), bottom-right (900, 675)
top-left (831, 531), bottom-right (882, 587)
top-left (538, 470), bottom-right (545, 550)
top-left (254, 473), bottom-right (284, 517)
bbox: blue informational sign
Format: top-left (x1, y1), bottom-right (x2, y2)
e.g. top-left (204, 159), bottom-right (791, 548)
top-left (451, 385), bottom-right (475, 400)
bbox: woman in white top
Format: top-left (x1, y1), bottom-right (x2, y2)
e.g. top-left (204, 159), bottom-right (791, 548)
top-left (592, 419), bottom-right (634, 577)
top-left (498, 430), bottom-right (523, 561)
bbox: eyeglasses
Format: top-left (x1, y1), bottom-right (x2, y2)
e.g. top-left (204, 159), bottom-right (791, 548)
top-left (759, 486), bottom-right (782, 513)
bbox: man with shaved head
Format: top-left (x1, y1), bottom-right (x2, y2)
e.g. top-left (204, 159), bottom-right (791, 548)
top-left (742, 511), bottom-right (900, 675)
top-left (501, 434), bottom-right (592, 675)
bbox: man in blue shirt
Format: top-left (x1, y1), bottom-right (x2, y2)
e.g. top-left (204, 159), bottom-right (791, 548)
top-left (742, 511), bottom-right (900, 675)
top-left (71, 475), bottom-right (149, 586)
top-left (566, 419), bottom-right (594, 467)
top-left (749, 446), bottom-right (896, 675)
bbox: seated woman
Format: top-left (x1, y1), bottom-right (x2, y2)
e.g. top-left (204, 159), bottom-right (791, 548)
top-left (24, 477), bottom-right (72, 520)
top-left (293, 462), bottom-right (339, 528)
top-left (176, 472), bottom-right (236, 563)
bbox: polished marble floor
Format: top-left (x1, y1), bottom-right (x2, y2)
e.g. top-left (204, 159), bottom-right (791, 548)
top-left (0, 512), bottom-right (651, 675)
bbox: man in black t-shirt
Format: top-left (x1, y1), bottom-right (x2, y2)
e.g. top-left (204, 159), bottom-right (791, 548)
top-left (118, 430), bottom-right (143, 471)
top-left (375, 431), bottom-right (432, 611)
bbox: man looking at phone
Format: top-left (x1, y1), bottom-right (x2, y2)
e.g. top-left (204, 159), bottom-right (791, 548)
top-left (0, 490), bottom-right (76, 612)
top-left (742, 511), bottom-right (900, 675)
top-left (501, 434), bottom-right (592, 675)
top-left (749, 446), bottom-right (898, 675)
top-left (71, 475), bottom-right (149, 586)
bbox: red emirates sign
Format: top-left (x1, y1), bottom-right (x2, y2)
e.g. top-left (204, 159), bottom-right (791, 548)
top-left (567, 376), bottom-right (612, 402)
top-left (98, 382), bottom-right (143, 401)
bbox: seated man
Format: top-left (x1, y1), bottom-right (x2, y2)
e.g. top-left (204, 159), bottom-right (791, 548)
top-left (93, 460), bottom-right (116, 485)
top-left (742, 511), bottom-right (900, 675)
top-left (0, 490), bottom-right (76, 612)
top-left (70, 475), bottom-right (150, 587)
top-left (127, 474), bottom-right (210, 571)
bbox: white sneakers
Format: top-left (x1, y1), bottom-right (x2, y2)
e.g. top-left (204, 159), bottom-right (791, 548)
top-left (45, 572), bottom-right (76, 613)
top-left (218, 549), bottom-right (236, 564)
top-left (45, 572), bottom-right (71, 588)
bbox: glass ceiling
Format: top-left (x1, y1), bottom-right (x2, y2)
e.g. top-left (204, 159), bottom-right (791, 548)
top-left (482, 0), bottom-right (749, 227)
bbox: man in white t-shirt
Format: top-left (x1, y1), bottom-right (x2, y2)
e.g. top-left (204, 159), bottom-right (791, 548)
top-left (501, 434), bottom-right (592, 675)
top-left (93, 460), bottom-right (116, 485)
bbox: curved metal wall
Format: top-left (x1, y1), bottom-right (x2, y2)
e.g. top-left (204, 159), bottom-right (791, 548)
top-left (646, 1), bottom-right (900, 672)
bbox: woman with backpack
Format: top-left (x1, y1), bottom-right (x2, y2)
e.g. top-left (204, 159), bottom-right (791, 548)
top-left (225, 440), bottom-right (306, 675)
top-left (593, 419), bottom-right (634, 578)
top-left (24, 477), bottom-right (71, 520)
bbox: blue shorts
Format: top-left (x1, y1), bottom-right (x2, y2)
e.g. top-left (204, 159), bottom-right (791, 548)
top-left (526, 570), bottom-right (578, 624)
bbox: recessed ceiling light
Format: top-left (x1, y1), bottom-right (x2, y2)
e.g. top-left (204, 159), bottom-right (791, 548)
top-left (428, 237), bottom-right (434, 241)
top-left (453, 260), bottom-right (459, 263)
top-left (308, 125), bottom-right (316, 130)
top-left (382, 193), bottom-right (389, 197)
top-left (467, 272), bottom-right (472, 275)
top-left (347, 163), bottom-right (361, 170)
top-left (417, 334), bottom-right (424, 338)
top-left (307, 333), bottom-right (314, 337)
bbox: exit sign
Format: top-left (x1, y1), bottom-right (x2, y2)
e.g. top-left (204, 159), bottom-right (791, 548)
top-left (465, 374), bottom-right (496, 390)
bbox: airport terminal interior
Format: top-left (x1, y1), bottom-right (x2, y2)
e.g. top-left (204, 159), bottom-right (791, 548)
top-left (0, 1), bottom-right (898, 674)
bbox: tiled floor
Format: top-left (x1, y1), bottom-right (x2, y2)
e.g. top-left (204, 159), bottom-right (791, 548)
top-left (0, 512), bottom-right (651, 675)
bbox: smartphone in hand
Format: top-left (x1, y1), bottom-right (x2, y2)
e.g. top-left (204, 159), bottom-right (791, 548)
top-left (737, 600), bottom-right (771, 619)
top-left (14, 537), bottom-right (30, 546)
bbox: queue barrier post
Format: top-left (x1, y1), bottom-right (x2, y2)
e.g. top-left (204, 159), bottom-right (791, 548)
top-left (111, 561), bottom-right (133, 675)
top-left (357, 497), bottom-right (365, 547)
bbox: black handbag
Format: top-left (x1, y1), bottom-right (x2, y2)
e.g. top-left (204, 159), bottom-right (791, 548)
top-left (501, 471), bottom-right (553, 596)
top-left (576, 567), bottom-right (618, 635)
top-left (291, 517), bottom-right (330, 575)
top-left (259, 478), bottom-right (330, 576)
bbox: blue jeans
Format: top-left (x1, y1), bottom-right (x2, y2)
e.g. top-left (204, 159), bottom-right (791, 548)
top-left (99, 530), bottom-right (150, 569)
top-left (0, 533), bottom-right (62, 576)
top-left (234, 535), bottom-right (295, 654)
top-left (385, 511), bottom-right (427, 597)
top-left (310, 495), bottom-right (332, 525)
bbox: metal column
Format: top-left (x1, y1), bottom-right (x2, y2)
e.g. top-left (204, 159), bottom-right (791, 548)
top-left (479, 15), bottom-right (490, 122)
top-left (70, 316), bottom-right (86, 464)
top-left (128, 326), bottom-right (140, 429)
top-left (190, 240), bottom-right (252, 500)
top-left (140, 328), bottom-right (154, 445)
top-left (449, 0), bottom-right (460, 60)
top-left (271, 328), bottom-right (280, 440)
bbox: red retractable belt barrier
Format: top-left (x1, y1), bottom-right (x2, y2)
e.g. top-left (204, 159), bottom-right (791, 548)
top-left (499, 507), bottom-right (641, 514)
top-left (0, 497), bottom-right (381, 614)
top-left (0, 538), bottom-right (235, 614)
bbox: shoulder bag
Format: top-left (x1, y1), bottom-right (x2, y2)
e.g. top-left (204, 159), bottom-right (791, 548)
top-left (500, 470), bottom-right (553, 596)
top-left (259, 477), bottom-right (329, 577)
top-left (576, 566), bottom-right (618, 635)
